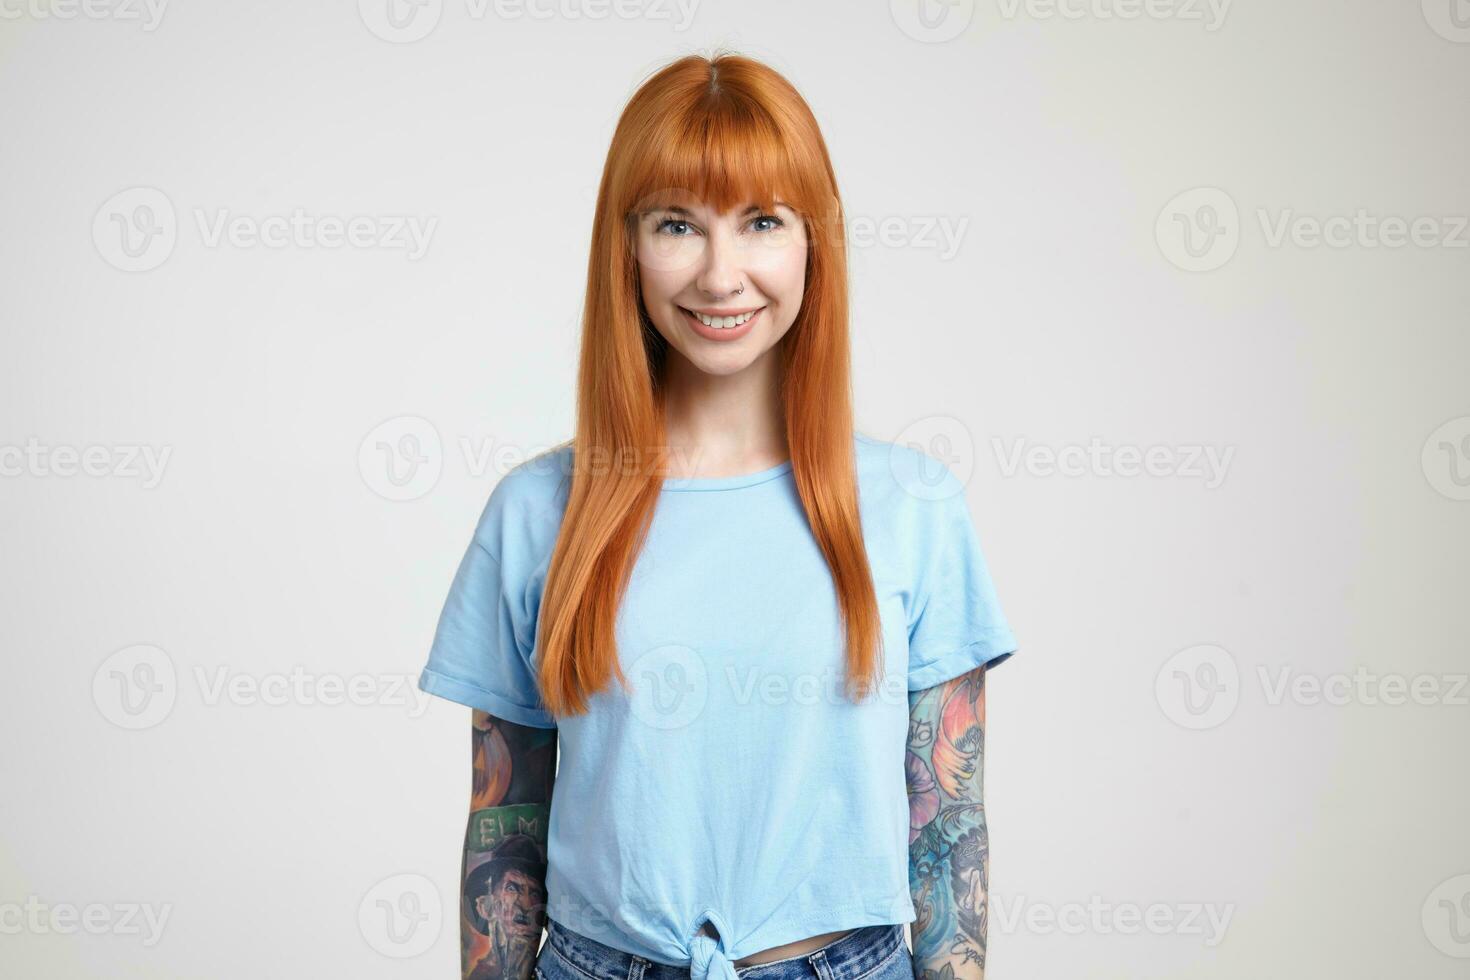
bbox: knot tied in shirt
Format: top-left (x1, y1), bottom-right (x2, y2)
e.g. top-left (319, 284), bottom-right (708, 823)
top-left (688, 921), bottom-right (740, 980)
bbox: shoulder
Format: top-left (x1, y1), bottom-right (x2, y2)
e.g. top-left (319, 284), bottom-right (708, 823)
top-left (471, 440), bottom-right (575, 566)
top-left (853, 431), bottom-right (966, 514)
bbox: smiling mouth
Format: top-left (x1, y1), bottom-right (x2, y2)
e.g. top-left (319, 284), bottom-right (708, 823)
top-left (678, 305), bottom-right (765, 329)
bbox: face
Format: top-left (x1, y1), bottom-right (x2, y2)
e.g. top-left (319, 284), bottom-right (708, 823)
top-left (634, 194), bottom-right (809, 377)
top-left (475, 868), bottom-right (543, 938)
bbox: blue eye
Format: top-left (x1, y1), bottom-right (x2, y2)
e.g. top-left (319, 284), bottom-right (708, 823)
top-left (651, 213), bottom-right (786, 236)
top-left (654, 217), bottom-right (694, 236)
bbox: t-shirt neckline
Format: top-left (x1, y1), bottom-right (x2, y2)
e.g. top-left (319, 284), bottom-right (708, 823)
top-left (661, 458), bottom-right (794, 492)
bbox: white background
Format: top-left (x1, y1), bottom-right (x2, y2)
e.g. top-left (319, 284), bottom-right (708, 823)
top-left (2, 1), bottom-right (1468, 977)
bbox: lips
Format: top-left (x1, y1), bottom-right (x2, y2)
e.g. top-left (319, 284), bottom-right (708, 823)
top-left (678, 305), bottom-right (763, 342)
top-left (678, 305), bottom-right (765, 329)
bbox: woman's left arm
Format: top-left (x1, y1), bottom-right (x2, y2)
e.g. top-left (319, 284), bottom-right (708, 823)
top-left (906, 663), bottom-right (989, 980)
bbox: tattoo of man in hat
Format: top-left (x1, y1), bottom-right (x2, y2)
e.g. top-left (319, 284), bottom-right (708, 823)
top-left (464, 834), bottom-right (547, 980)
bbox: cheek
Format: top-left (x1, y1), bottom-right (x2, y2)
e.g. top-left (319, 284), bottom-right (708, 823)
top-left (750, 241), bottom-right (807, 299)
top-left (636, 257), bottom-right (676, 307)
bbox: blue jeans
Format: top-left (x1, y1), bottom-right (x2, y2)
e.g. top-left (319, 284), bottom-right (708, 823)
top-left (536, 920), bottom-right (914, 980)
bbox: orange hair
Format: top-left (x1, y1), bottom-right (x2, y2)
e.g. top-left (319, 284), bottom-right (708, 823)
top-left (535, 50), bottom-right (882, 718)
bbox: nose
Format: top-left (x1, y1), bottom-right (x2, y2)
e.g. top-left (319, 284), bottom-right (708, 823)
top-left (694, 224), bottom-right (745, 299)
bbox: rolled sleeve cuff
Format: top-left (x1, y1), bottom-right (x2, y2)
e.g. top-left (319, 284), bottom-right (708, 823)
top-left (417, 667), bottom-right (558, 728)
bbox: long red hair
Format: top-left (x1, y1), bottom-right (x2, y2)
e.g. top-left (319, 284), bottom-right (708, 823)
top-left (535, 51), bottom-right (882, 717)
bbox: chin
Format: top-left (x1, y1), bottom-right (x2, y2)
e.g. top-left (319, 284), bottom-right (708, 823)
top-left (683, 350), bottom-right (763, 377)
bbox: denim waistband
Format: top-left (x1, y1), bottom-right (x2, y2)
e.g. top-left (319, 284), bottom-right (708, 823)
top-left (544, 918), bottom-right (907, 980)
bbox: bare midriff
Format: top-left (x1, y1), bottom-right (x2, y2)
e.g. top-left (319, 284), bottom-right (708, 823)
top-left (730, 929), bottom-right (855, 968)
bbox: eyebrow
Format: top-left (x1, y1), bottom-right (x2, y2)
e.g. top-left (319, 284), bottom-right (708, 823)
top-left (648, 201), bottom-right (791, 217)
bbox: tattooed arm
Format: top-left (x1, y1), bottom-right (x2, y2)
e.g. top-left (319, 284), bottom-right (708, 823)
top-left (460, 709), bottom-right (557, 980)
top-left (906, 664), bottom-right (989, 980)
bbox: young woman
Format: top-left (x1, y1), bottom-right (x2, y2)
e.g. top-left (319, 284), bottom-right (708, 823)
top-left (419, 51), bottom-right (1020, 980)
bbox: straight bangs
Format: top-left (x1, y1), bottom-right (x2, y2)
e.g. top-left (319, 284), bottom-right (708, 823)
top-left (619, 102), bottom-right (826, 235)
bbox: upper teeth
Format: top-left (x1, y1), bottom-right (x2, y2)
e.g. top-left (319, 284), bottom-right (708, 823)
top-left (688, 307), bottom-right (760, 329)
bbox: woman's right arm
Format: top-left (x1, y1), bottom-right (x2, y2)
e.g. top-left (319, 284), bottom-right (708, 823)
top-left (460, 709), bottom-right (558, 980)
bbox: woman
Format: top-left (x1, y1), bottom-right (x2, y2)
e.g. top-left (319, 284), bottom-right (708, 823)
top-left (419, 51), bottom-right (1020, 980)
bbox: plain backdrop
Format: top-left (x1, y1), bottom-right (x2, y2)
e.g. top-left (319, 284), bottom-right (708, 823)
top-left (2, 1), bottom-right (1468, 978)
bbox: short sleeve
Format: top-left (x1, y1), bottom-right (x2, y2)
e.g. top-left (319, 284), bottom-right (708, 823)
top-left (417, 510), bottom-right (558, 728)
top-left (905, 482), bottom-right (1019, 692)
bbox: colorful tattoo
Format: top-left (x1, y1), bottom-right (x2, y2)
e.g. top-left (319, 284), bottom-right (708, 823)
top-left (907, 665), bottom-right (988, 978)
top-left (462, 710), bottom-right (556, 980)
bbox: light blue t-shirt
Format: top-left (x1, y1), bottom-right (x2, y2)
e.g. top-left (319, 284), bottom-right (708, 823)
top-left (419, 433), bottom-right (1018, 980)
